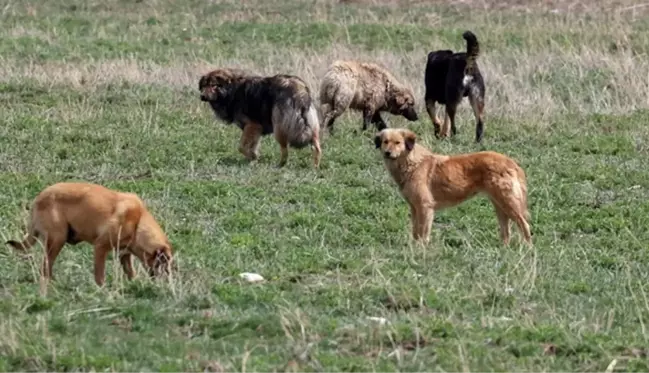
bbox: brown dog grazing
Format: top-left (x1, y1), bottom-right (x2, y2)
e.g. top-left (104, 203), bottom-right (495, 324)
top-left (375, 128), bottom-right (531, 245)
top-left (319, 60), bottom-right (418, 134)
top-left (199, 68), bottom-right (322, 168)
top-left (6, 182), bottom-right (174, 286)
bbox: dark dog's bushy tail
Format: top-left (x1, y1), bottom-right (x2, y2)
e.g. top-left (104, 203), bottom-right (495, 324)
top-left (462, 31), bottom-right (480, 73)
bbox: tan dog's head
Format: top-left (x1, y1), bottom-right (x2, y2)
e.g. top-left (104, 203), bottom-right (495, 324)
top-left (146, 245), bottom-right (174, 278)
top-left (198, 68), bottom-right (250, 102)
top-left (388, 87), bottom-right (418, 122)
top-left (374, 128), bottom-right (417, 160)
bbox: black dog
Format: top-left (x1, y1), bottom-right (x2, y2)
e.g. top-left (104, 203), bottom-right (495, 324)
top-left (424, 31), bottom-right (486, 143)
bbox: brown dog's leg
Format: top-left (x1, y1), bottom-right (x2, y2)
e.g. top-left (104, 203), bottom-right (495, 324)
top-left (492, 194), bottom-right (532, 245)
top-left (425, 99), bottom-right (442, 138)
top-left (321, 104), bottom-right (340, 135)
top-left (42, 234), bottom-right (66, 281)
top-left (512, 212), bottom-right (532, 245)
top-left (420, 207), bottom-right (434, 244)
top-left (311, 131), bottom-right (322, 169)
top-left (93, 242), bottom-right (111, 286)
top-left (492, 203), bottom-right (511, 245)
top-left (469, 94), bottom-right (485, 143)
top-left (409, 204), bottom-right (417, 240)
top-left (239, 123), bottom-right (263, 161)
top-left (274, 130), bottom-right (289, 168)
top-left (120, 252), bottom-right (135, 280)
top-left (411, 204), bottom-right (434, 244)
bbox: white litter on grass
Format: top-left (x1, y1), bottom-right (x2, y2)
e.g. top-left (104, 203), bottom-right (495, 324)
top-left (367, 316), bottom-right (390, 325)
top-left (239, 272), bottom-right (265, 283)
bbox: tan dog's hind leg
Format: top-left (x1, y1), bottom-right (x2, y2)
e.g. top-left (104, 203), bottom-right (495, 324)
top-left (512, 210), bottom-right (532, 244)
top-left (42, 234), bottom-right (66, 281)
top-left (491, 191), bottom-right (532, 245)
top-left (491, 202), bottom-right (511, 245)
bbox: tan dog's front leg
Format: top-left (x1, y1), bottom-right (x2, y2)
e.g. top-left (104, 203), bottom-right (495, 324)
top-left (420, 207), bottom-right (435, 243)
top-left (411, 205), bottom-right (434, 244)
top-left (93, 243), bottom-right (111, 286)
top-left (409, 204), bottom-right (417, 240)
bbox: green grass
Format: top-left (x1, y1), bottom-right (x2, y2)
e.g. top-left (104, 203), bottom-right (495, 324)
top-left (2, 0), bottom-right (649, 371)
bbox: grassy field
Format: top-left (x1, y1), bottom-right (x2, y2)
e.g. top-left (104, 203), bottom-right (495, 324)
top-left (2, 0), bottom-right (649, 371)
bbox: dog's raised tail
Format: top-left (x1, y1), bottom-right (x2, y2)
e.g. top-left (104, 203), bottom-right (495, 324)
top-left (462, 31), bottom-right (480, 72)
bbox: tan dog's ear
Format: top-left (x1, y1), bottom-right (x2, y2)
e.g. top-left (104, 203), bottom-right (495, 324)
top-left (374, 131), bottom-right (383, 148)
top-left (402, 129), bottom-right (417, 151)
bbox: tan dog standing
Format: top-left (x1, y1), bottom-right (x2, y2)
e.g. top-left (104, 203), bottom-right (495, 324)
top-left (6, 182), bottom-right (174, 286)
top-left (375, 128), bottom-right (532, 245)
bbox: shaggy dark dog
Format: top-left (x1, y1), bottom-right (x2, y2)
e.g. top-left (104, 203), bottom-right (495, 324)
top-left (424, 31), bottom-right (486, 143)
top-left (199, 69), bottom-right (322, 168)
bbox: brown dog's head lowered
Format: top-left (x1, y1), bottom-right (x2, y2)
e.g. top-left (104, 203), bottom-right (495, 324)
top-left (146, 245), bottom-right (174, 278)
top-left (388, 87), bottom-right (418, 122)
top-left (374, 128), bottom-right (417, 160)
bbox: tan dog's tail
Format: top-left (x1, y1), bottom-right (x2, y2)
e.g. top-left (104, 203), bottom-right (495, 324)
top-left (6, 204), bottom-right (39, 252)
top-left (6, 234), bottom-right (38, 252)
top-left (462, 31), bottom-right (480, 73)
top-left (513, 166), bottom-right (530, 221)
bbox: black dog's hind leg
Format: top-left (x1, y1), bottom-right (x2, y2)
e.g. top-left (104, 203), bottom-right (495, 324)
top-left (443, 102), bottom-right (459, 138)
top-left (425, 99), bottom-right (442, 138)
top-left (469, 90), bottom-right (485, 143)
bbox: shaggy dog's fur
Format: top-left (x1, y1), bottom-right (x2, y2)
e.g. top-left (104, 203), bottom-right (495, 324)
top-left (375, 128), bottom-right (531, 245)
top-left (6, 182), bottom-right (174, 286)
top-left (424, 31), bottom-right (486, 142)
top-left (319, 60), bottom-right (418, 134)
top-left (199, 68), bottom-right (322, 168)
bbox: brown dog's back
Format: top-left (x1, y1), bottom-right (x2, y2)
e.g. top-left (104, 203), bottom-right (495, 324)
top-left (432, 152), bottom-right (528, 213)
top-left (6, 182), bottom-right (173, 286)
top-left (9, 183), bottom-right (146, 251)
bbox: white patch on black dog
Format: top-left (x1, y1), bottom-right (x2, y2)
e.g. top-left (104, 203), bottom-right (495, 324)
top-left (462, 74), bottom-right (473, 87)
